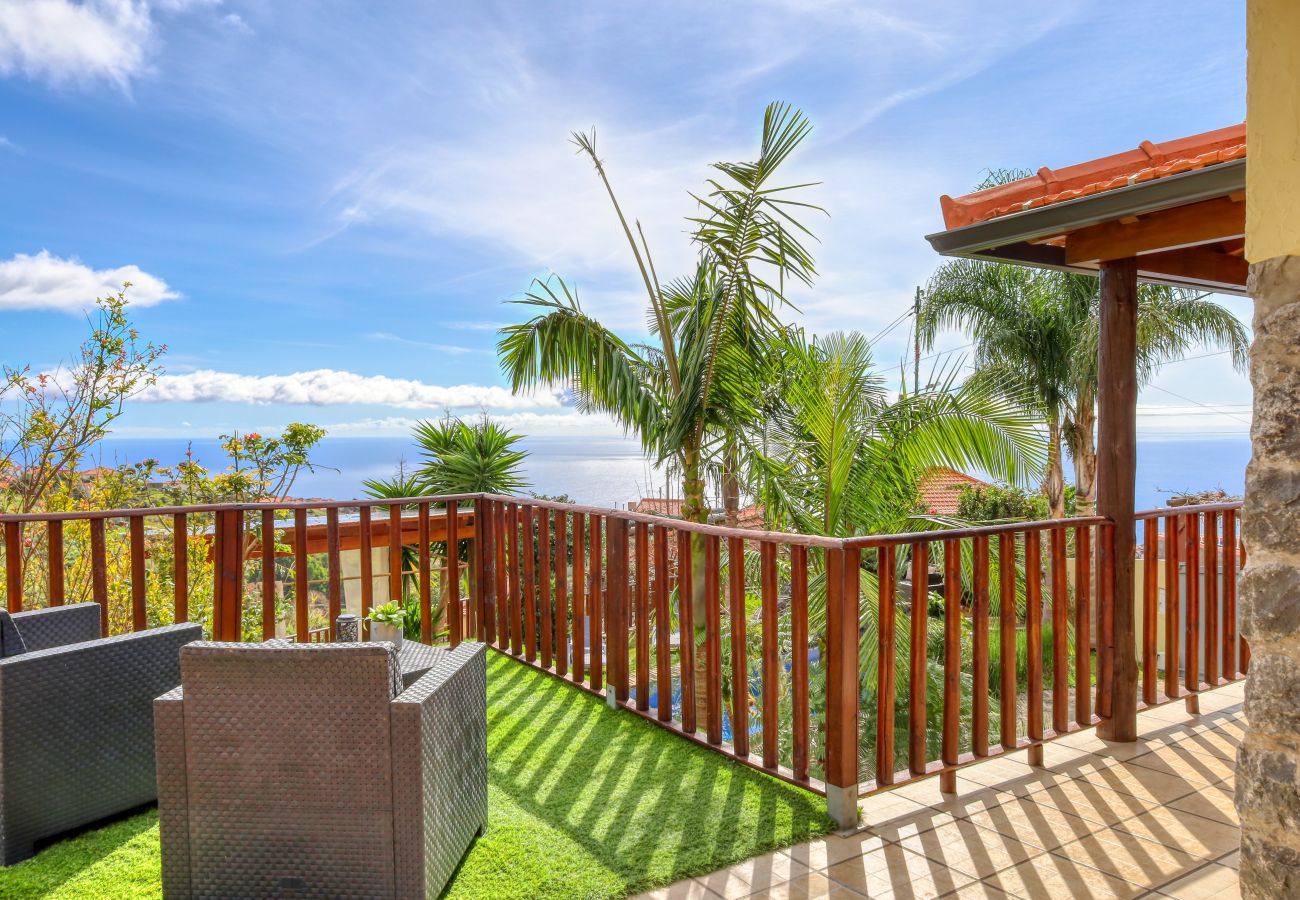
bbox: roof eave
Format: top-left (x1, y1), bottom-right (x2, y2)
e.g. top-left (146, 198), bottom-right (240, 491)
top-left (924, 160), bottom-right (1247, 295)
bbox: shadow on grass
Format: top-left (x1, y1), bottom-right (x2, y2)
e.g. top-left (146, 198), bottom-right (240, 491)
top-left (0, 805), bottom-right (159, 899)
top-left (0, 651), bottom-right (832, 900)
top-left (447, 652), bottom-right (834, 899)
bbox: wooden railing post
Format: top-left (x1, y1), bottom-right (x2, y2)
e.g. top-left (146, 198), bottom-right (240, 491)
top-left (441, 501), bottom-right (457, 646)
top-left (1096, 521), bottom-right (1116, 719)
top-left (4, 521), bottom-right (22, 613)
top-left (475, 497), bottom-right (495, 644)
top-left (606, 516), bottom-right (630, 705)
top-left (824, 545), bottom-right (860, 831)
top-left (212, 508), bottom-right (245, 642)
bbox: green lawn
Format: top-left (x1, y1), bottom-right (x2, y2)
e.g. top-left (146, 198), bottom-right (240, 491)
top-left (0, 652), bottom-right (833, 899)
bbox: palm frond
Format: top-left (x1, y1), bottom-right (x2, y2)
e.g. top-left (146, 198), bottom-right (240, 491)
top-left (497, 276), bottom-right (664, 444)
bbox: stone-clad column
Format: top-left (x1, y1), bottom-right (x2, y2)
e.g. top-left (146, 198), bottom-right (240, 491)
top-left (1239, 257), bottom-right (1300, 897)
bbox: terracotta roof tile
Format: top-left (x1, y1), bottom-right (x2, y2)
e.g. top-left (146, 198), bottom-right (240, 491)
top-left (939, 123), bottom-right (1245, 230)
top-left (918, 467), bottom-right (990, 516)
top-left (630, 498), bottom-right (767, 529)
top-left (630, 498), bottom-right (686, 518)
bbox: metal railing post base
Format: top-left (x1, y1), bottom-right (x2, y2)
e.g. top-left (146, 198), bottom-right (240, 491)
top-left (825, 784), bottom-right (859, 834)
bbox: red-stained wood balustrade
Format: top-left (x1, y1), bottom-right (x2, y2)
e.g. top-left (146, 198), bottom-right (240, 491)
top-left (0, 495), bottom-right (1248, 826)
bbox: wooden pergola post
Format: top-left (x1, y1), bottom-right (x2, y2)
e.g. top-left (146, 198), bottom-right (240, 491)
top-left (1095, 257), bottom-right (1140, 743)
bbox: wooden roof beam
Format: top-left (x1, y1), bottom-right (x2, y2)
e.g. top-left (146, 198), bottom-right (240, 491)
top-left (1064, 195), bottom-right (1245, 265)
top-left (1134, 247), bottom-right (1248, 291)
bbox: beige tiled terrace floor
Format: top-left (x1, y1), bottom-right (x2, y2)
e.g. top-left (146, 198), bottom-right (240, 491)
top-left (640, 681), bottom-right (1245, 900)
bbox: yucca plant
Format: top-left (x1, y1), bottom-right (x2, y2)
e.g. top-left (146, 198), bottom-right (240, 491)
top-left (363, 467), bottom-right (462, 644)
top-left (411, 416), bottom-right (528, 496)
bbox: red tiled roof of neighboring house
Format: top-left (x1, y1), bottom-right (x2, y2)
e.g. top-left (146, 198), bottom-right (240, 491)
top-left (629, 498), bottom-right (766, 529)
top-left (939, 123), bottom-right (1246, 230)
top-left (631, 498), bottom-right (685, 518)
top-left (919, 467), bottom-right (990, 516)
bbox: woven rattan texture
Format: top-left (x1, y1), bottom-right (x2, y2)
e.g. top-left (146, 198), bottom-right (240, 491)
top-left (11, 603), bottom-right (102, 651)
top-left (157, 640), bottom-right (487, 898)
top-left (0, 613), bottom-right (200, 864)
top-left (394, 641), bottom-right (443, 689)
top-left (154, 686), bottom-right (190, 896)
top-left (392, 642), bottom-right (488, 897)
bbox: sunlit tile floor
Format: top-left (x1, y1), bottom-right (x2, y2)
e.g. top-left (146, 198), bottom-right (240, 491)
top-left (638, 682), bottom-right (1244, 900)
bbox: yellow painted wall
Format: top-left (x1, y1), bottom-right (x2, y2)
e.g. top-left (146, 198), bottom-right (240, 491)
top-left (1247, 0), bottom-right (1300, 261)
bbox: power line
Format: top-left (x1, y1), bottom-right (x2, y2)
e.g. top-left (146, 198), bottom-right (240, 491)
top-left (1146, 384), bottom-right (1252, 426)
top-left (918, 343), bottom-right (973, 363)
top-left (1158, 348), bottom-right (1241, 366)
top-left (866, 307), bottom-right (914, 348)
top-left (1137, 410), bottom-right (1253, 417)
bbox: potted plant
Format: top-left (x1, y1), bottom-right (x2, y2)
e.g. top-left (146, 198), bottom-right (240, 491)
top-left (368, 603), bottom-right (406, 649)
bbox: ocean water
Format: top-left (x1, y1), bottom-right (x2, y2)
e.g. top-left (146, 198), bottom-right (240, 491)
top-left (92, 435), bottom-right (1250, 512)
top-left (95, 435), bottom-right (658, 507)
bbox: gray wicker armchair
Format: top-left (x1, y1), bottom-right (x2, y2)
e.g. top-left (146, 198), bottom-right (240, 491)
top-left (155, 640), bottom-right (488, 899)
top-left (0, 603), bottom-right (201, 864)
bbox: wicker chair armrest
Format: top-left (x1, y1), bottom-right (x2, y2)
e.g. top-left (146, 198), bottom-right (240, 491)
top-left (11, 602), bottom-right (102, 650)
top-left (390, 641), bottom-right (488, 898)
top-left (154, 686), bottom-right (190, 898)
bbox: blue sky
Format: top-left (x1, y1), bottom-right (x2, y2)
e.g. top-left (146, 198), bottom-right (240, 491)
top-left (0, 0), bottom-right (1251, 442)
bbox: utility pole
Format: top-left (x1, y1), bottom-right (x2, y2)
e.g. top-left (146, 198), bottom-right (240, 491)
top-left (913, 285), bottom-right (922, 394)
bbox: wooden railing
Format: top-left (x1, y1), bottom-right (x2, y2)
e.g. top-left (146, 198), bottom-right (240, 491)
top-left (1137, 503), bottom-right (1248, 708)
top-left (0, 496), bottom-right (477, 644)
top-left (0, 495), bottom-right (1247, 827)
top-left (842, 516), bottom-right (1111, 793)
top-left (469, 495), bottom-right (845, 792)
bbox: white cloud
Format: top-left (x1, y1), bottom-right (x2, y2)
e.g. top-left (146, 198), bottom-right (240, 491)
top-left (330, 119), bottom-right (710, 308)
top-left (138, 369), bottom-right (565, 410)
top-left (0, 0), bottom-right (220, 88)
top-left (447, 320), bottom-right (507, 332)
top-left (219, 12), bottom-right (249, 34)
top-left (0, 0), bottom-right (151, 87)
top-left (0, 250), bottom-right (177, 311)
top-left (365, 332), bottom-right (478, 355)
top-left (329, 410), bottom-right (625, 437)
top-left (308, 2), bottom-right (1085, 344)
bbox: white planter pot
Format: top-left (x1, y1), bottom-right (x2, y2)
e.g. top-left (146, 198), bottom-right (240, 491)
top-left (369, 621), bottom-right (404, 649)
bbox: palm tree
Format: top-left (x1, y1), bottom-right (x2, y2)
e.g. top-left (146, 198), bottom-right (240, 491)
top-left (365, 418), bottom-right (529, 640)
top-left (498, 101), bottom-right (820, 720)
top-left (919, 262), bottom-right (1248, 517)
top-left (498, 103), bottom-right (817, 584)
top-left (744, 329), bottom-right (1046, 538)
top-left (738, 329), bottom-right (1046, 773)
top-left (1066, 284), bottom-right (1248, 515)
top-left (919, 262), bottom-right (1082, 518)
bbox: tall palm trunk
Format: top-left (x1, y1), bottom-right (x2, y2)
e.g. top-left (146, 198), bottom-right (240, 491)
top-left (1070, 390), bottom-right (1098, 517)
top-left (680, 443), bottom-right (712, 729)
top-left (722, 442), bottom-right (741, 527)
top-left (1045, 413), bottom-right (1066, 519)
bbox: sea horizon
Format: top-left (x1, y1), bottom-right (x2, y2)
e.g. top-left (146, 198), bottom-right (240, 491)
top-left (90, 434), bottom-right (1251, 513)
